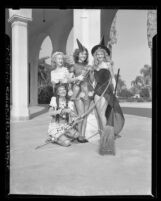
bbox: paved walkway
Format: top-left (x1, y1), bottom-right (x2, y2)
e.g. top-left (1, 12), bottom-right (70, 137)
top-left (120, 102), bottom-right (152, 108)
top-left (10, 105), bottom-right (152, 195)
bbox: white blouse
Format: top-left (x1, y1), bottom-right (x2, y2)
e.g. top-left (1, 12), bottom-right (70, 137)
top-left (48, 97), bottom-right (76, 140)
top-left (51, 67), bottom-right (72, 84)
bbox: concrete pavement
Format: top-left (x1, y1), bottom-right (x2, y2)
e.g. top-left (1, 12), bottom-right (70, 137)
top-left (10, 105), bottom-right (152, 195)
top-left (120, 102), bottom-right (152, 108)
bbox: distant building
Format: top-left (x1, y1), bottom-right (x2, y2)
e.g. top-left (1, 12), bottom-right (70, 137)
top-left (133, 94), bottom-right (140, 98)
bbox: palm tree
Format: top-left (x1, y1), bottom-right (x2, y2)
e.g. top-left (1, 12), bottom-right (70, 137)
top-left (38, 57), bottom-right (53, 94)
top-left (140, 64), bottom-right (152, 99)
top-left (135, 76), bottom-right (144, 87)
top-left (140, 64), bottom-right (152, 79)
top-left (131, 75), bottom-right (144, 95)
top-left (38, 57), bottom-right (53, 84)
top-left (38, 57), bottom-right (54, 104)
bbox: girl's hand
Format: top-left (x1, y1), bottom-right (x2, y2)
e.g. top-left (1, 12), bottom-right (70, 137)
top-left (62, 108), bottom-right (71, 114)
top-left (67, 73), bottom-right (74, 82)
top-left (49, 107), bottom-right (61, 116)
top-left (68, 90), bottom-right (73, 96)
top-left (67, 76), bottom-right (76, 82)
top-left (87, 65), bottom-right (93, 71)
top-left (56, 109), bottom-right (62, 114)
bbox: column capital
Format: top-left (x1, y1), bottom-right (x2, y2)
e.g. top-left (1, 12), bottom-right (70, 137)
top-left (8, 9), bottom-right (32, 24)
top-left (80, 9), bottom-right (88, 18)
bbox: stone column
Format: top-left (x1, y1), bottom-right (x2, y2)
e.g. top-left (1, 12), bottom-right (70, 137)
top-left (9, 9), bottom-right (32, 121)
top-left (147, 10), bottom-right (157, 66)
top-left (73, 9), bottom-right (101, 64)
top-left (29, 58), bottom-right (38, 106)
top-left (147, 10), bottom-right (157, 100)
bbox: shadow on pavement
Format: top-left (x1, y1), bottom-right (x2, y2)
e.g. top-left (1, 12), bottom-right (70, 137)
top-left (122, 107), bottom-right (151, 118)
top-left (29, 105), bottom-right (152, 120)
top-left (30, 105), bottom-right (49, 119)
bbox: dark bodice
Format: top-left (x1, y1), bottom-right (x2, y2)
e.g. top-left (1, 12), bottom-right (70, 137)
top-left (94, 69), bottom-right (113, 96)
top-left (94, 69), bottom-right (125, 135)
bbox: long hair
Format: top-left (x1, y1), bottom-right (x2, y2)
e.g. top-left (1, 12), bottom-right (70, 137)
top-left (93, 48), bottom-right (110, 67)
top-left (73, 48), bottom-right (89, 65)
top-left (55, 94), bottom-right (60, 122)
top-left (51, 52), bottom-right (65, 70)
top-left (55, 84), bottom-right (69, 123)
top-left (65, 84), bottom-right (69, 123)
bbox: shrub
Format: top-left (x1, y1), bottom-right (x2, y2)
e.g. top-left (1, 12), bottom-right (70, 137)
top-left (137, 98), bottom-right (144, 102)
top-left (38, 85), bottom-right (53, 104)
top-left (127, 97), bottom-right (136, 102)
top-left (118, 89), bottom-right (133, 98)
top-left (139, 87), bottom-right (149, 99)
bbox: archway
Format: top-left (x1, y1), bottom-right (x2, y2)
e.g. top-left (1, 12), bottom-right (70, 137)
top-left (38, 36), bottom-right (53, 104)
top-left (28, 10), bottom-right (73, 106)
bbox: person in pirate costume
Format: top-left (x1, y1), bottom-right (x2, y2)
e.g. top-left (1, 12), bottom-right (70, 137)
top-left (69, 39), bottom-right (94, 143)
top-left (47, 83), bottom-right (80, 147)
top-left (90, 36), bottom-right (125, 155)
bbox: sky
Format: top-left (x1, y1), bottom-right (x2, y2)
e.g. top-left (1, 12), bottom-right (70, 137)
top-left (112, 10), bottom-right (151, 88)
top-left (39, 10), bottom-right (151, 89)
top-left (39, 36), bottom-right (52, 62)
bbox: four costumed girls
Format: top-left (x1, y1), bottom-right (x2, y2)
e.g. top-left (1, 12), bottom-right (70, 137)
top-left (47, 36), bottom-right (125, 154)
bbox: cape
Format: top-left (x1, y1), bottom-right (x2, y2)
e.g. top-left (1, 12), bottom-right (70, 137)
top-left (94, 68), bottom-right (125, 135)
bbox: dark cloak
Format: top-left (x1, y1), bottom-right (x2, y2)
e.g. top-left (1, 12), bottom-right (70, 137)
top-left (94, 68), bottom-right (125, 135)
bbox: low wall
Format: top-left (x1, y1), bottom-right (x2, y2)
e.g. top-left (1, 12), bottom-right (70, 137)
top-left (120, 102), bottom-right (152, 118)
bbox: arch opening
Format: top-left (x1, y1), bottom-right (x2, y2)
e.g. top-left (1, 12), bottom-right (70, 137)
top-left (38, 36), bottom-right (53, 104)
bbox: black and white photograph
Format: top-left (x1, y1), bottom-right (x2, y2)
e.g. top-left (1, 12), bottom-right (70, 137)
top-left (5, 8), bottom-right (157, 196)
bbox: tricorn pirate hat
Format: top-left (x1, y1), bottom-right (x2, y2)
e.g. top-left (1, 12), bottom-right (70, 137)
top-left (91, 36), bottom-right (110, 56)
top-left (76, 38), bottom-right (86, 52)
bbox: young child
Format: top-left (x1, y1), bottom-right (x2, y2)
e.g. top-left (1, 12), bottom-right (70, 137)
top-left (47, 83), bottom-right (80, 146)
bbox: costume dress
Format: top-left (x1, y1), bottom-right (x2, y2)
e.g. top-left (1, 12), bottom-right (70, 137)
top-left (51, 66), bottom-right (73, 97)
top-left (71, 63), bottom-right (94, 100)
top-left (48, 97), bottom-right (79, 145)
top-left (94, 63), bottom-right (125, 136)
top-left (51, 66), bottom-right (72, 84)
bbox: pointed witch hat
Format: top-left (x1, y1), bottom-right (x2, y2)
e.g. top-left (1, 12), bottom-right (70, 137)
top-left (91, 35), bottom-right (110, 56)
top-left (76, 38), bottom-right (86, 52)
